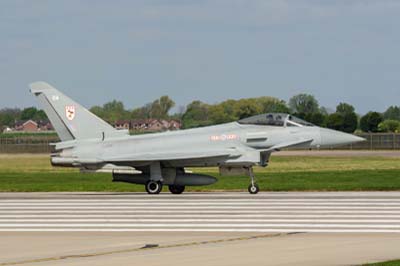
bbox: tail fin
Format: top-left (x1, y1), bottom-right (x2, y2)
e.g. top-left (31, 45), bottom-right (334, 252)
top-left (30, 81), bottom-right (127, 141)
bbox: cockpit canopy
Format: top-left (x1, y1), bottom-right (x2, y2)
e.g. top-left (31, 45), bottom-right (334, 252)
top-left (238, 113), bottom-right (314, 127)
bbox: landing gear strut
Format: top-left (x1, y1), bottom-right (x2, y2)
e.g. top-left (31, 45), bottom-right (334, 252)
top-left (246, 167), bottom-right (259, 194)
top-left (145, 180), bottom-right (163, 194)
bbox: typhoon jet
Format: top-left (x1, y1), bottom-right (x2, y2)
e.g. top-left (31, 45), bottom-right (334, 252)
top-left (30, 82), bottom-right (365, 194)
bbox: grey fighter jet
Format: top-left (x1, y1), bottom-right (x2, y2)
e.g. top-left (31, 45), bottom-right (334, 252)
top-left (30, 82), bottom-right (365, 194)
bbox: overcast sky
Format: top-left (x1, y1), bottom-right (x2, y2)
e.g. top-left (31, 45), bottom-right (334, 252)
top-left (1, 0), bottom-right (399, 114)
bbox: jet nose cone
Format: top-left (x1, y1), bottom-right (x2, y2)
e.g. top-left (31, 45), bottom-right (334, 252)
top-left (319, 128), bottom-right (366, 147)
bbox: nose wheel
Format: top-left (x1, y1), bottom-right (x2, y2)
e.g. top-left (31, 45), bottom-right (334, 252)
top-left (248, 183), bottom-right (260, 194)
top-left (145, 180), bottom-right (163, 194)
top-left (246, 166), bottom-right (259, 194)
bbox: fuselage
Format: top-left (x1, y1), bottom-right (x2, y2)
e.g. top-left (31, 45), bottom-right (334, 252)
top-left (55, 120), bottom-right (360, 169)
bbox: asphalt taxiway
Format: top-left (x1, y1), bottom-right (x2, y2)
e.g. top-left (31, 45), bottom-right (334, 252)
top-left (1, 192), bottom-right (400, 265)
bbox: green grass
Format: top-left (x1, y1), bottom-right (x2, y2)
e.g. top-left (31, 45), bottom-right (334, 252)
top-left (0, 132), bottom-right (58, 138)
top-left (0, 154), bottom-right (400, 192)
top-left (363, 260), bottom-right (400, 266)
top-left (1, 169), bottom-right (400, 192)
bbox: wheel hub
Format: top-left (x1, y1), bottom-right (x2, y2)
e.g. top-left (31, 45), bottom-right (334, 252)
top-left (146, 181), bottom-right (163, 194)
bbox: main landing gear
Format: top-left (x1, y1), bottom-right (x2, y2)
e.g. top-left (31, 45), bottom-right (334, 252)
top-left (145, 180), bottom-right (163, 194)
top-left (145, 181), bottom-right (186, 195)
top-left (246, 167), bottom-right (260, 194)
top-left (168, 185), bottom-right (185, 194)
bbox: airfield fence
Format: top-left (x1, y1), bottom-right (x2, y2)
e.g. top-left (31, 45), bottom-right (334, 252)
top-left (0, 133), bottom-right (400, 153)
top-left (0, 134), bottom-right (59, 153)
top-left (339, 133), bottom-right (400, 150)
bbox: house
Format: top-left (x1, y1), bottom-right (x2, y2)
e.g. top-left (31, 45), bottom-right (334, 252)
top-left (168, 120), bottom-right (181, 130)
top-left (130, 119), bottom-right (163, 131)
top-left (12, 120), bottom-right (54, 132)
top-left (15, 120), bottom-right (38, 132)
top-left (37, 120), bottom-right (54, 131)
top-left (147, 119), bottom-right (164, 131)
top-left (114, 119), bottom-right (182, 132)
top-left (115, 120), bottom-right (131, 130)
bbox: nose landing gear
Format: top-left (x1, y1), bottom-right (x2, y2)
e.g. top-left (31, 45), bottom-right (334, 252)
top-left (246, 167), bottom-right (259, 194)
top-left (248, 183), bottom-right (260, 194)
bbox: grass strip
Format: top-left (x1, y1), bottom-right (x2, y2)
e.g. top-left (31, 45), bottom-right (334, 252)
top-left (1, 169), bottom-right (400, 192)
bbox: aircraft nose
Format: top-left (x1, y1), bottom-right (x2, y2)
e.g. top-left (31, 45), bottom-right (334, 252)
top-left (319, 128), bottom-right (365, 147)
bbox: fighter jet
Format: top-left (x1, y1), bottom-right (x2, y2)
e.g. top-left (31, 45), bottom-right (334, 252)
top-left (30, 82), bottom-right (365, 194)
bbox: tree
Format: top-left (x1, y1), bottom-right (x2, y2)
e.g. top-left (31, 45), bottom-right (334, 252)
top-left (19, 107), bottom-right (48, 121)
top-left (34, 110), bottom-right (47, 120)
top-left (131, 105), bottom-right (151, 119)
top-left (257, 97), bottom-right (290, 114)
top-left (309, 113), bottom-right (326, 127)
top-left (289, 94), bottom-right (319, 114)
top-left (90, 106), bottom-right (106, 118)
top-left (146, 96), bottom-right (176, 119)
top-left (378, 120), bottom-right (400, 133)
top-left (220, 100), bottom-right (238, 117)
top-left (130, 96), bottom-right (176, 119)
top-left (326, 113), bottom-right (344, 131)
top-left (336, 103), bottom-right (355, 114)
top-left (149, 100), bottom-right (163, 118)
top-left (319, 106), bottom-right (331, 116)
top-left (0, 113), bottom-right (14, 127)
top-left (103, 100), bottom-right (126, 114)
top-left (360, 112), bottom-right (383, 132)
top-left (0, 108), bottom-right (21, 127)
top-left (170, 105), bottom-right (187, 120)
top-left (0, 114), bottom-right (3, 130)
top-left (341, 112), bottom-right (358, 133)
top-left (159, 96), bottom-right (175, 118)
top-left (90, 100), bottom-right (129, 123)
top-left (181, 101), bottom-right (211, 128)
top-left (208, 105), bottom-right (235, 124)
top-left (334, 102), bottom-right (358, 133)
top-left (292, 112), bottom-right (307, 121)
top-left (325, 103), bottom-right (358, 133)
top-left (234, 99), bottom-right (262, 119)
top-left (20, 107), bottom-right (38, 120)
top-left (383, 106), bottom-right (400, 121)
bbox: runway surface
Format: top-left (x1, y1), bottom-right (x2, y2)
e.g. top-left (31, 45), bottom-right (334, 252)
top-left (1, 192), bottom-right (400, 232)
top-left (1, 192), bottom-right (400, 266)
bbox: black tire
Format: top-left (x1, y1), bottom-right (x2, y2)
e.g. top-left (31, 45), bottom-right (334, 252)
top-left (145, 181), bottom-right (163, 194)
top-left (248, 184), bottom-right (259, 194)
top-left (168, 185), bottom-right (185, 194)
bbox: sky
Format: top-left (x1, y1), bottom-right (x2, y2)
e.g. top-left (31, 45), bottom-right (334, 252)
top-left (1, 0), bottom-right (399, 114)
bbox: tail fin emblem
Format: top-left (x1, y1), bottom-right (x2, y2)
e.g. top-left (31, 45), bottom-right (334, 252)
top-left (65, 105), bottom-right (76, 121)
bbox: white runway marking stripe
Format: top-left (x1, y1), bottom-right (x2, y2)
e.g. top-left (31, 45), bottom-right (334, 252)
top-left (0, 219), bottom-right (399, 223)
top-left (0, 201), bottom-right (400, 209)
top-left (2, 210), bottom-right (400, 215)
top-left (2, 210), bottom-right (400, 214)
top-left (1, 229), bottom-right (400, 233)
top-left (2, 206), bottom-right (400, 210)
top-left (1, 193), bottom-right (400, 233)
top-left (1, 223), bottom-right (400, 228)
top-left (2, 214), bottom-right (400, 218)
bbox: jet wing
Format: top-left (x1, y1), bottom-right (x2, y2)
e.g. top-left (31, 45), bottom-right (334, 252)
top-left (102, 149), bottom-right (241, 163)
top-left (262, 138), bottom-right (314, 153)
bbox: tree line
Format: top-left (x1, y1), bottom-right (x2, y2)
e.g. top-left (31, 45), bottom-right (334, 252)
top-left (0, 107), bottom-right (47, 129)
top-left (1, 94), bottom-right (400, 133)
